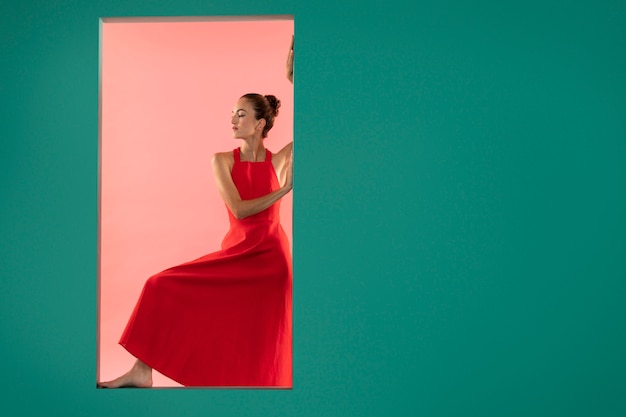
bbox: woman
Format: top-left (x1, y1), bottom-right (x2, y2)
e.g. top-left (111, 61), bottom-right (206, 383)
top-left (98, 38), bottom-right (294, 388)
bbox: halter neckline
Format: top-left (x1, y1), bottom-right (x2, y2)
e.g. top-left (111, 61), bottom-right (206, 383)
top-left (235, 147), bottom-right (271, 163)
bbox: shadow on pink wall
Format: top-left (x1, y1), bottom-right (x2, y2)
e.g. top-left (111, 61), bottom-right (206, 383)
top-left (98, 17), bottom-right (294, 387)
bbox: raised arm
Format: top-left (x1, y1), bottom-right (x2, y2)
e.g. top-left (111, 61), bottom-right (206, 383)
top-left (272, 142), bottom-right (293, 189)
top-left (278, 36), bottom-right (295, 187)
top-left (211, 152), bottom-right (292, 220)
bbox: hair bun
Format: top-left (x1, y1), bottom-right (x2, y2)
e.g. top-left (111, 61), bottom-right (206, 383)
top-left (264, 95), bottom-right (281, 117)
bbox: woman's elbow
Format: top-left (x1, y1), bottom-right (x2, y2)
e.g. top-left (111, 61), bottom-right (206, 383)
top-left (230, 205), bottom-right (249, 220)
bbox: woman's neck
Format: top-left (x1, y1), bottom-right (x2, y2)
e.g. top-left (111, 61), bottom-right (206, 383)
top-left (239, 137), bottom-right (265, 162)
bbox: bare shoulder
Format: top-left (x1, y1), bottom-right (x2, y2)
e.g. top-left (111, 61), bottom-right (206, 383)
top-left (211, 151), bottom-right (235, 169)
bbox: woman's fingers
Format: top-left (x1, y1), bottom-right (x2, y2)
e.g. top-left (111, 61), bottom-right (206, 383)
top-left (286, 35), bottom-right (294, 83)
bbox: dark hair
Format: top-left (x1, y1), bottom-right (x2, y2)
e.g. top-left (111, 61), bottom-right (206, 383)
top-left (241, 93), bottom-right (281, 138)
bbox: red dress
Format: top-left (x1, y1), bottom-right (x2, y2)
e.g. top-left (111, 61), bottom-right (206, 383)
top-left (119, 148), bottom-right (292, 387)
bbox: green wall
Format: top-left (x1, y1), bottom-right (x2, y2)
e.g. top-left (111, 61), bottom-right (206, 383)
top-left (1, 1), bottom-right (624, 416)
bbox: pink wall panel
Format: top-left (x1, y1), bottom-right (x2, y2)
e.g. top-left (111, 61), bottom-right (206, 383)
top-left (99, 18), bottom-right (294, 387)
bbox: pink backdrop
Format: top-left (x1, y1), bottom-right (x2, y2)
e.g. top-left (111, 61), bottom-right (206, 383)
top-left (98, 18), bottom-right (294, 387)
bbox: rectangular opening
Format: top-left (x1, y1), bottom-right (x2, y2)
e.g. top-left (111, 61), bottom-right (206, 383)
top-left (98, 16), bottom-right (294, 388)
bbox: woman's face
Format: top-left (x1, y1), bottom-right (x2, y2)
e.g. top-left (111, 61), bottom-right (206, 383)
top-left (231, 98), bottom-right (263, 139)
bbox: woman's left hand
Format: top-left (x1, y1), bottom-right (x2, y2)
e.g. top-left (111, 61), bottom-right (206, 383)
top-left (286, 35), bottom-right (294, 84)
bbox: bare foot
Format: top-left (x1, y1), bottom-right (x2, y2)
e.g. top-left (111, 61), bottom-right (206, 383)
top-left (98, 360), bottom-right (153, 388)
